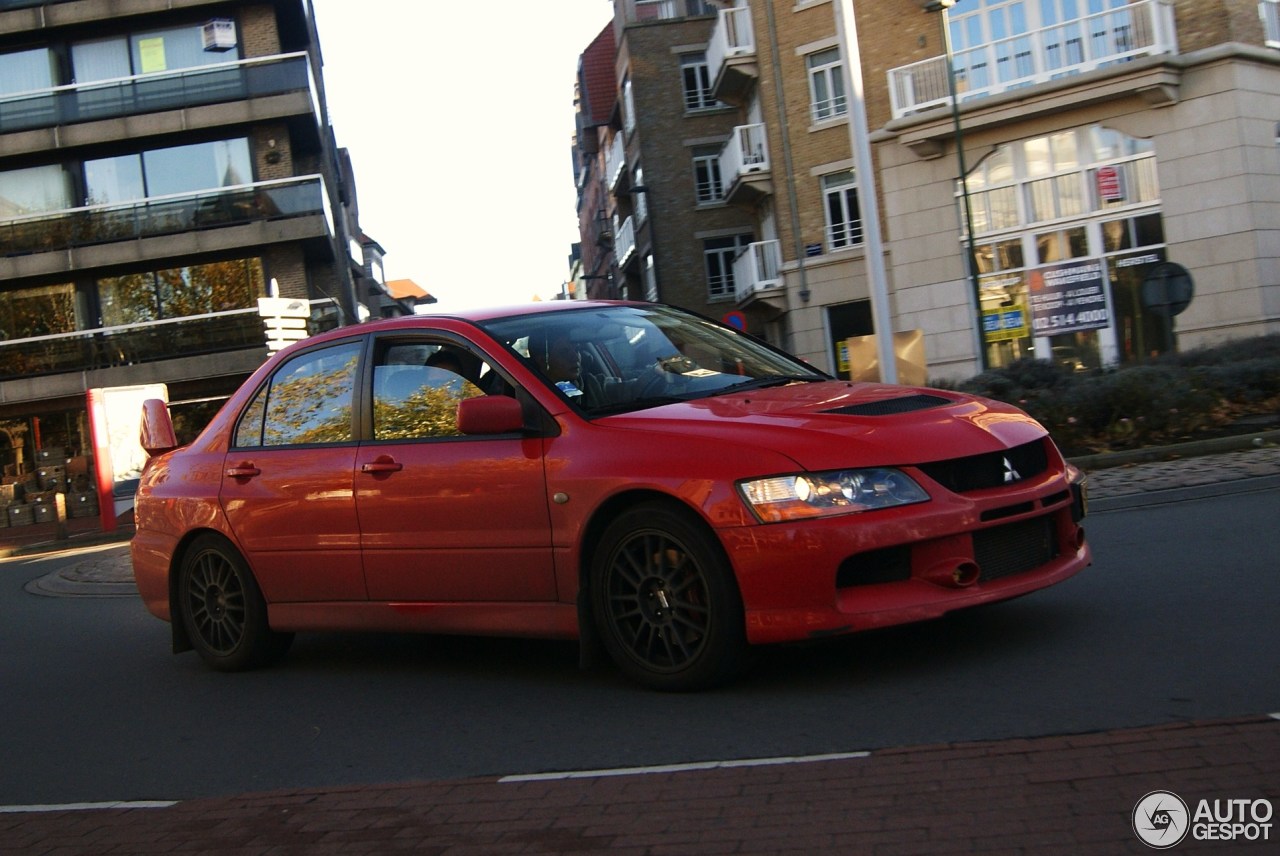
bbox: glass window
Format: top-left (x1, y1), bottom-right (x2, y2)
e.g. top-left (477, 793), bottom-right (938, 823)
top-left (0, 283), bottom-right (78, 340)
top-left (131, 25), bottom-right (222, 75)
top-left (680, 52), bottom-right (717, 111)
top-left (0, 47), bottom-right (57, 96)
top-left (85, 138), bottom-right (252, 204)
top-left (823, 171), bottom-right (862, 249)
top-left (692, 145), bottom-right (723, 204)
top-left (704, 234), bottom-right (751, 300)
top-left (372, 343), bottom-right (488, 441)
top-left (0, 164), bottom-right (75, 216)
top-left (237, 341), bottom-right (362, 447)
top-left (99, 258), bottom-right (265, 326)
top-left (71, 38), bottom-right (132, 83)
top-left (806, 47), bottom-right (847, 122)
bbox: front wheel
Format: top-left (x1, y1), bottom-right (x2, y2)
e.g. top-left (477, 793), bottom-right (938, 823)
top-left (177, 534), bottom-right (293, 671)
top-left (591, 504), bottom-right (746, 691)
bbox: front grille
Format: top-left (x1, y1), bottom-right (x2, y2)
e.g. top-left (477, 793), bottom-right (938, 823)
top-left (974, 516), bottom-right (1058, 582)
top-left (824, 394), bottom-right (951, 417)
top-left (917, 439), bottom-right (1049, 493)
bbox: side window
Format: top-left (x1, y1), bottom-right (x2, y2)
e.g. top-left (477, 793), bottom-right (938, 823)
top-left (234, 341), bottom-right (361, 448)
top-left (372, 343), bottom-right (489, 441)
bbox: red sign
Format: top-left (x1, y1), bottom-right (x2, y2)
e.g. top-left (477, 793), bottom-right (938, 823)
top-left (1096, 166), bottom-right (1125, 202)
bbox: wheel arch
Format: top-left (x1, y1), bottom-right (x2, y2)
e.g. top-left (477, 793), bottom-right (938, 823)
top-left (166, 527), bottom-right (243, 654)
top-left (574, 489), bottom-right (740, 657)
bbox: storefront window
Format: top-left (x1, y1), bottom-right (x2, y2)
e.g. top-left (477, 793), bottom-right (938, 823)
top-left (965, 124), bottom-right (1167, 369)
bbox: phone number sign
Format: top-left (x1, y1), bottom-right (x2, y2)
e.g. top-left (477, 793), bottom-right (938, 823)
top-left (1028, 260), bottom-right (1110, 335)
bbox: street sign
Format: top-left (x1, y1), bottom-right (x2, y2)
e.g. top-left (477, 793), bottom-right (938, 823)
top-left (722, 310), bottom-right (747, 331)
top-left (1141, 262), bottom-right (1194, 317)
top-left (258, 297), bottom-right (311, 352)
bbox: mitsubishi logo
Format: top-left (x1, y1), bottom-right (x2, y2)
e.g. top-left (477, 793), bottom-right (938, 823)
top-left (1002, 457), bottom-right (1021, 483)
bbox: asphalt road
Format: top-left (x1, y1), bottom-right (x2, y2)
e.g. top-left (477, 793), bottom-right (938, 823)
top-left (1, 482), bottom-right (1277, 807)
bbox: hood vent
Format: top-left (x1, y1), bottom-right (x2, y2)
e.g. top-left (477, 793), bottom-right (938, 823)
top-left (824, 394), bottom-right (951, 417)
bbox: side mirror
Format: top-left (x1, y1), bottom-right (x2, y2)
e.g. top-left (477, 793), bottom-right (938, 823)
top-left (139, 398), bottom-right (180, 457)
top-left (457, 395), bottom-right (525, 435)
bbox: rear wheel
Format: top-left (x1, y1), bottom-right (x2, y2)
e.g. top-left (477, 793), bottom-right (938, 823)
top-left (177, 534), bottom-right (292, 671)
top-left (591, 504), bottom-right (746, 691)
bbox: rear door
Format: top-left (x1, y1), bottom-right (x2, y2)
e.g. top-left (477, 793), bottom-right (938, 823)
top-left (220, 339), bottom-right (366, 602)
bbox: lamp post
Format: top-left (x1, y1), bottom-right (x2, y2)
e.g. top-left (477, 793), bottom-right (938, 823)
top-left (922, 0), bottom-right (988, 370)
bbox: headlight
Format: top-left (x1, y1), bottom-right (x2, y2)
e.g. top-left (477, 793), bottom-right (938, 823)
top-left (739, 468), bottom-right (929, 523)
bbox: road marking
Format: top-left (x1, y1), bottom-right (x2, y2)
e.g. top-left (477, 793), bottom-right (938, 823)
top-left (0, 800), bottom-right (177, 814)
top-left (499, 751), bottom-right (871, 783)
top-left (1269, 712), bottom-right (1280, 721)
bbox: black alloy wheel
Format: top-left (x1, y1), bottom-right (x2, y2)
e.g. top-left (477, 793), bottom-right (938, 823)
top-left (177, 534), bottom-right (292, 671)
top-left (592, 503), bottom-right (746, 691)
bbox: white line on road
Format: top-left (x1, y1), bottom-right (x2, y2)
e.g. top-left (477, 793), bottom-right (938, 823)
top-left (0, 800), bottom-right (177, 814)
top-left (498, 751), bottom-right (872, 783)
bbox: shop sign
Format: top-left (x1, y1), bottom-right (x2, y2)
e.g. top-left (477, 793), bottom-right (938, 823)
top-left (1028, 260), bottom-right (1110, 335)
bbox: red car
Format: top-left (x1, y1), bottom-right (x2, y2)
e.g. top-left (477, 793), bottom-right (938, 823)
top-left (132, 301), bottom-right (1090, 690)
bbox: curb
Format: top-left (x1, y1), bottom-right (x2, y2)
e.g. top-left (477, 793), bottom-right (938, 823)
top-left (1067, 428), bottom-right (1280, 470)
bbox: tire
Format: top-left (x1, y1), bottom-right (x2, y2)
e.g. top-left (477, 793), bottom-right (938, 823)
top-left (177, 534), bottom-right (293, 671)
top-left (591, 503), bottom-right (746, 691)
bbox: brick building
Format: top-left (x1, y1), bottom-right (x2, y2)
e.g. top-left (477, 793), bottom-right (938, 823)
top-left (576, 0), bottom-right (1280, 381)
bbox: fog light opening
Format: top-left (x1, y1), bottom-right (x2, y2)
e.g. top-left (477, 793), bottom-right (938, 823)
top-left (1074, 526), bottom-right (1086, 550)
top-left (952, 562), bottom-right (980, 588)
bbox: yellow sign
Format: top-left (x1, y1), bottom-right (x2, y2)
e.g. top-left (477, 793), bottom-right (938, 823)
top-left (138, 38), bottom-right (166, 73)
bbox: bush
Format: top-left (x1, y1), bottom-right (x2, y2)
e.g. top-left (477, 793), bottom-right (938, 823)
top-left (945, 334), bottom-right (1280, 455)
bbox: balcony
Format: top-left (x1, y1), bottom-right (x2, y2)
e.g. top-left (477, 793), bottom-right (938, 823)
top-left (0, 175), bottom-right (334, 279)
top-left (615, 215), bottom-right (637, 268)
top-left (0, 308), bottom-right (268, 383)
top-left (718, 123), bottom-right (771, 206)
top-left (1, 52), bottom-right (320, 154)
top-left (888, 0), bottom-right (1177, 119)
top-left (733, 240), bottom-right (782, 308)
top-left (707, 5), bottom-right (757, 105)
top-left (627, 0), bottom-right (717, 24)
top-left (605, 132), bottom-right (627, 192)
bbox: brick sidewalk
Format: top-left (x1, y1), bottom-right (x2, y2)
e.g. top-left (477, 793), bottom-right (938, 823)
top-left (2, 716), bottom-right (1276, 855)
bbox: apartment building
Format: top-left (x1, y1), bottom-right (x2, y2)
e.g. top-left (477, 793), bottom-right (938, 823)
top-left (575, 0), bottom-right (767, 329)
top-left (582, 0), bottom-right (1280, 382)
top-left (0, 0), bottom-right (391, 486)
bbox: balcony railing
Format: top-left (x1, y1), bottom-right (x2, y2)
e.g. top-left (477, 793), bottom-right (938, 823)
top-left (615, 215), bottom-right (637, 267)
top-left (630, 0), bottom-right (716, 23)
top-left (707, 6), bottom-right (756, 86)
top-left (0, 309), bottom-right (266, 382)
top-left (0, 175), bottom-right (332, 258)
top-left (605, 133), bottom-right (626, 192)
top-left (888, 0), bottom-right (1177, 118)
top-left (718, 123), bottom-right (770, 189)
top-left (733, 240), bottom-right (781, 302)
top-left (0, 52), bottom-right (316, 136)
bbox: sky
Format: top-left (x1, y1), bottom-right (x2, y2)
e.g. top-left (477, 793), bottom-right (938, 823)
top-left (309, 1), bottom-right (614, 311)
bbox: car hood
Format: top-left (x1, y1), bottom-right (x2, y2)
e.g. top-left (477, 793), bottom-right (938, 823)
top-left (597, 380), bottom-right (1048, 471)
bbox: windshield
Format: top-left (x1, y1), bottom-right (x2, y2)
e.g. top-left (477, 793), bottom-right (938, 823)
top-left (479, 304), bottom-right (829, 415)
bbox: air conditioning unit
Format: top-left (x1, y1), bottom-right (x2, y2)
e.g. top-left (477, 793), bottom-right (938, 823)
top-left (202, 19), bottom-right (237, 52)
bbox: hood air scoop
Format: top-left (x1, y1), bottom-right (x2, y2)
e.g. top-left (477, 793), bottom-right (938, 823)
top-left (823, 394), bottom-right (951, 417)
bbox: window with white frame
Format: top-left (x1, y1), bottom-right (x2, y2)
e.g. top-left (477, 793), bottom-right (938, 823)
top-left (806, 47), bottom-right (847, 122)
top-left (704, 234), bottom-right (752, 300)
top-left (692, 145), bottom-right (723, 204)
top-left (1266, 0), bottom-right (1280, 47)
top-left (822, 171), bottom-right (862, 249)
top-left (643, 253), bottom-right (658, 302)
top-left (633, 166), bottom-right (648, 222)
top-left (622, 74), bottom-right (636, 135)
top-left (680, 52), bottom-right (718, 111)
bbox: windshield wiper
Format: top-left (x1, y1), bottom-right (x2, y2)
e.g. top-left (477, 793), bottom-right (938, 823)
top-left (713, 375), bottom-right (825, 395)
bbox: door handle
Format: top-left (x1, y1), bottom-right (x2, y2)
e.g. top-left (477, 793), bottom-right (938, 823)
top-left (225, 463), bottom-right (261, 479)
top-left (361, 456), bottom-right (404, 474)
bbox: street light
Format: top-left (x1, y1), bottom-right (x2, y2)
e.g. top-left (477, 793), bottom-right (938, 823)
top-left (921, 0), bottom-right (989, 370)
